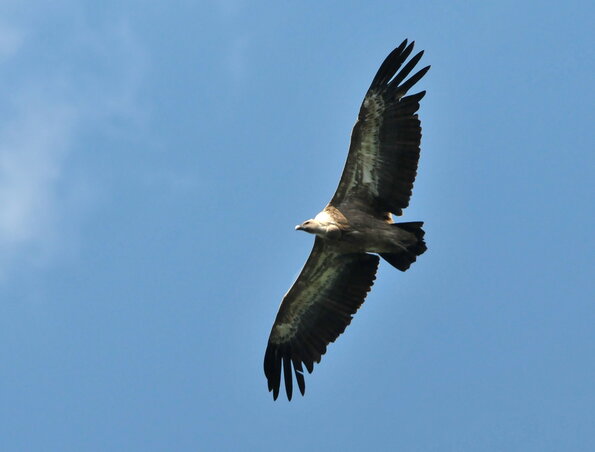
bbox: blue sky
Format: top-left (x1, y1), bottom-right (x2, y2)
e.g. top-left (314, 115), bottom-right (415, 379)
top-left (1, 1), bottom-right (593, 451)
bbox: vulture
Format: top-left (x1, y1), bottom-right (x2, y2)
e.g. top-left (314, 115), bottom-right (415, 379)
top-left (264, 40), bottom-right (430, 400)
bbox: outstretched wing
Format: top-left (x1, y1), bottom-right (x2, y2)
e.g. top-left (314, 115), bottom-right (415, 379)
top-left (264, 238), bottom-right (379, 400)
top-left (330, 39), bottom-right (430, 216)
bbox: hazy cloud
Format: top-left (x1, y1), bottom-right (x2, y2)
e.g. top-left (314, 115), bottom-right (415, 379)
top-left (0, 98), bottom-right (74, 246)
top-left (0, 12), bottom-right (146, 279)
top-left (0, 23), bottom-right (24, 61)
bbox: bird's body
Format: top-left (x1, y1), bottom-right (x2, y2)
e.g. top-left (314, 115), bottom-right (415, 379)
top-left (303, 205), bottom-right (419, 256)
top-left (264, 40), bottom-right (430, 400)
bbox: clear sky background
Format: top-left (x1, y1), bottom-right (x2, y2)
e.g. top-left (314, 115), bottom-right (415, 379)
top-left (1, 1), bottom-right (593, 451)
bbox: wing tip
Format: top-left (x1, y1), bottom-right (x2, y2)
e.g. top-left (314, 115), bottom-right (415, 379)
top-left (264, 341), bottom-right (309, 401)
top-left (368, 40), bottom-right (416, 90)
top-left (368, 39), bottom-right (430, 92)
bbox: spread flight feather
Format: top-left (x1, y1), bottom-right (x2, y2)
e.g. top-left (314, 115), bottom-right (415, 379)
top-left (264, 39), bottom-right (430, 400)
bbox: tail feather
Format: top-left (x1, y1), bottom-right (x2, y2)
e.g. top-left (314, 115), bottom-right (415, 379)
top-left (380, 222), bottom-right (427, 271)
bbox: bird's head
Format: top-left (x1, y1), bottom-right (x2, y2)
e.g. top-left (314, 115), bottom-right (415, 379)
top-left (295, 219), bottom-right (320, 234)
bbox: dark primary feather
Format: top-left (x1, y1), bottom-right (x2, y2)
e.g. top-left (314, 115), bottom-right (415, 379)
top-left (331, 41), bottom-right (430, 216)
top-left (264, 239), bottom-right (379, 400)
top-left (368, 39), bottom-right (412, 88)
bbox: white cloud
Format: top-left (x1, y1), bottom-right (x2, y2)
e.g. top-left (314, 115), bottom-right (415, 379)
top-left (0, 94), bottom-right (82, 279)
top-left (0, 13), bottom-right (146, 280)
top-left (0, 98), bottom-right (74, 247)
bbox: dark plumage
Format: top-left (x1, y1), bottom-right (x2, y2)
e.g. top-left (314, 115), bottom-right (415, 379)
top-left (264, 40), bottom-right (430, 400)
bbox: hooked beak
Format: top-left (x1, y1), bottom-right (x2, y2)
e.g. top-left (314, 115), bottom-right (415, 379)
top-left (295, 224), bottom-right (303, 231)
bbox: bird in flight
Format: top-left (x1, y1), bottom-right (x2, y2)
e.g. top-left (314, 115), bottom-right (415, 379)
top-left (264, 40), bottom-right (430, 400)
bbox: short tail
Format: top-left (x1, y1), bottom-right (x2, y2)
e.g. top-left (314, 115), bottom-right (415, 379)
top-left (380, 222), bottom-right (427, 271)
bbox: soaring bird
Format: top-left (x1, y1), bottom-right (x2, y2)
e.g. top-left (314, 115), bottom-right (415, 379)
top-left (264, 40), bottom-right (430, 400)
